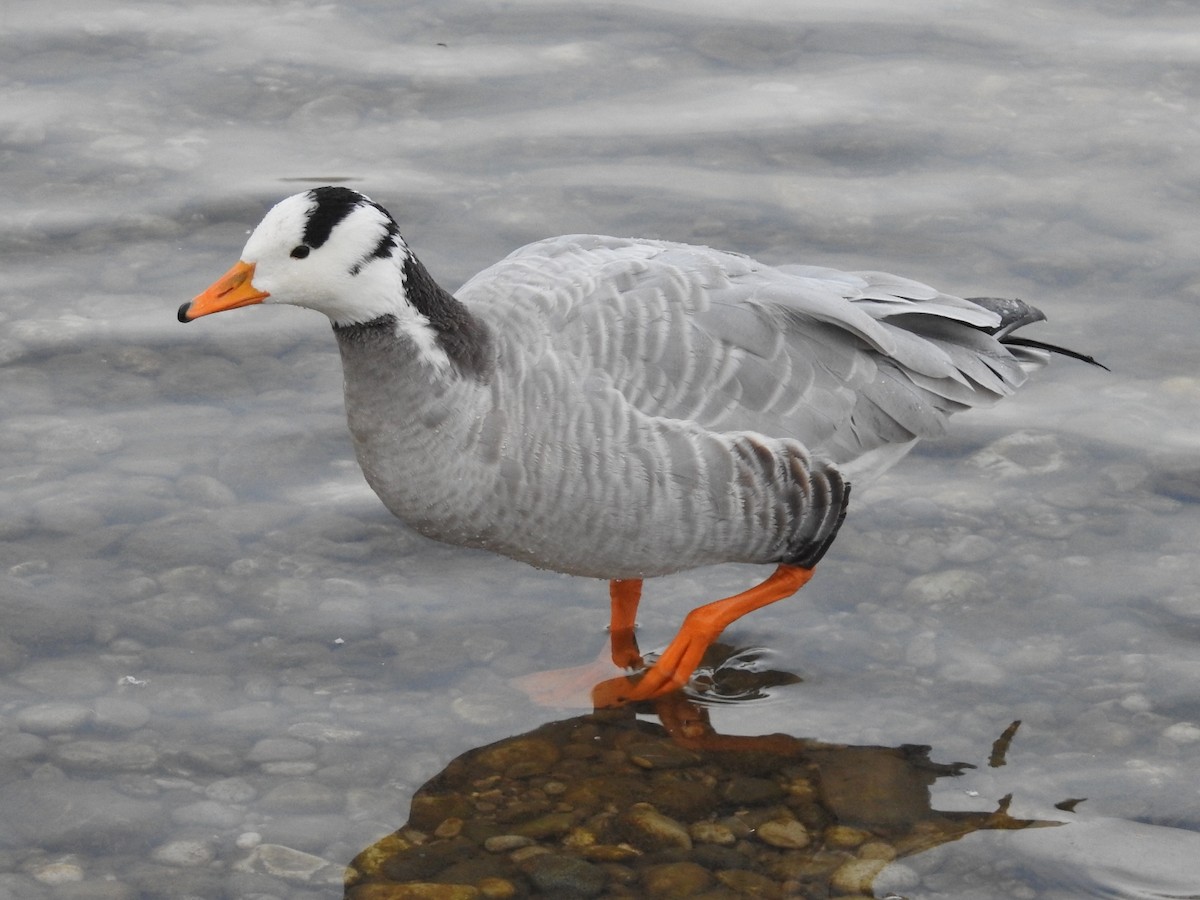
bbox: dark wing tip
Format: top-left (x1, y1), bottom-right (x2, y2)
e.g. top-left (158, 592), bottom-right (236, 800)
top-left (1001, 336), bottom-right (1110, 371)
top-left (967, 296), bottom-right (1108, 371)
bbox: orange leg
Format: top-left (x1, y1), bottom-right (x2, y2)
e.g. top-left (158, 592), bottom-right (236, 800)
top-left (608, 578), bottom-right (643, 669)
top-left (592, 564), bottom-right (815, 708)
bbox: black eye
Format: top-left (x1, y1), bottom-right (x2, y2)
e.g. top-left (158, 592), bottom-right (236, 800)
top-left (290, 245), bottom-right (310, 259)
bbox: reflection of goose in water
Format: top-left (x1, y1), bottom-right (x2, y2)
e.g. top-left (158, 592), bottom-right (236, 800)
top-left (181, 186), bottom-right (1103, 706)
top-left (341, 667), bottom-right (1057, 899)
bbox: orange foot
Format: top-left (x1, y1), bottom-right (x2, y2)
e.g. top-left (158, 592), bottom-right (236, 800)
top-left (592, 564), bottom-right (815, 708)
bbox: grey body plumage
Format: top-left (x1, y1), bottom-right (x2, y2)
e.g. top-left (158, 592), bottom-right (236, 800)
top-left (182, 187), bottom-right (1089, 584)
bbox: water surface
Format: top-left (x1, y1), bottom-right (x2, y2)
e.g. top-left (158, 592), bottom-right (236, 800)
top-left (1, 1), bottom-right (1198, 897)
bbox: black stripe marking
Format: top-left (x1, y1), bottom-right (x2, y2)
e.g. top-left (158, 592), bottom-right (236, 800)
top-left (303, 186), bottom-right (364, 249)
top-left (370, 217), bottom-right (400, 261)
top-left (349, 216), bottom-right (401, 276)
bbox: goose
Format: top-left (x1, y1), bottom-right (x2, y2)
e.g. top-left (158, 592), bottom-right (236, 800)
top-left (179, 186), bottom-right (1101, 707)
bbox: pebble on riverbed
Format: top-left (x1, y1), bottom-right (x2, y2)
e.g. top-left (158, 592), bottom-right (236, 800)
top-left (345, 708), bottom-right (1055, 899)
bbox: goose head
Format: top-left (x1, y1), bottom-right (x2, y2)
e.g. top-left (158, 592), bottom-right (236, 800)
top-left (179, 186), bottom-right (484, 374)
top-left (179, 186), bottom-right (419, 328)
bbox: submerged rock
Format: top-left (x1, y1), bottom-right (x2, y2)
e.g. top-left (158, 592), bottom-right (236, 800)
top-left (345, 707), bottom-right (1056, 899)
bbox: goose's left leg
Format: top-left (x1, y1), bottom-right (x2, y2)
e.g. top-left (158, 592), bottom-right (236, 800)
top-left (607, 578), bottom-right (643, 669)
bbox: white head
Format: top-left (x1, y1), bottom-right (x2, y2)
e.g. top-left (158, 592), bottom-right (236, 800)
top-left (181, 187), bottom-right (490, 377)
top-left (181, 187), bottom-right (411, 327)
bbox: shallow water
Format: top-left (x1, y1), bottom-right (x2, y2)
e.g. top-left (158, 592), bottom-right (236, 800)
top-left (2, 0), bottom-right (1199, 897)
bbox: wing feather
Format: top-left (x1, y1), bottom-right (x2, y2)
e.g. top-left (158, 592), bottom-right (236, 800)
top-left (459, 235), bottom-right (1037, 481)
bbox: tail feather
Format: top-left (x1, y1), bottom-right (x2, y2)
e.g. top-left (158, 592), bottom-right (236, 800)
top-left (967, 296), bottom-right (1108, 371)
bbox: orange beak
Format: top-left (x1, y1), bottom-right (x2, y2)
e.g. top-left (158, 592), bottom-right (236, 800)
top-left (177, 260), bottom-right (269, 322)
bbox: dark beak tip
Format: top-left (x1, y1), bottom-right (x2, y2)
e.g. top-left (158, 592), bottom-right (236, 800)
top-left (177, 302), bottom-right (193, 323)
